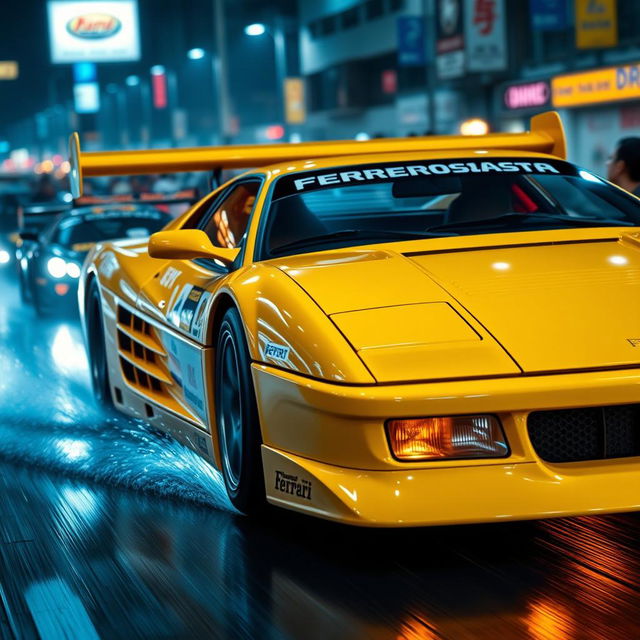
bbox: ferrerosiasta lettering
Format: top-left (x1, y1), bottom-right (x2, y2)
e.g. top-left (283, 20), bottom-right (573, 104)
top-left (293, 161), bottom-right (560, 191)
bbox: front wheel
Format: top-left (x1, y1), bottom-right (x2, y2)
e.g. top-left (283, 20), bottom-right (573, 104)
top-left (85, 278), bottom-right (114, 410)
top-left (215, 307), bottom-right (266, 514)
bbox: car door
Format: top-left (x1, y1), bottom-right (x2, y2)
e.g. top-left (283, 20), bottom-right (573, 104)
top-left (135, 178), bottom-right (263, 431)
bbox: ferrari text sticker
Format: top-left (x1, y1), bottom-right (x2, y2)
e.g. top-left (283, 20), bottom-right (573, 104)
top-left (264, 341), bottom-right (290, 361)
top-left (293, 161), bottom-right (560, 191)
top-left (274, 470), bottom-right (312, 500)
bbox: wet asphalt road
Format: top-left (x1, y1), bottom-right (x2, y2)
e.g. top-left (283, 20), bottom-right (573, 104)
top-left (1, 273), bottom-right (640, 640)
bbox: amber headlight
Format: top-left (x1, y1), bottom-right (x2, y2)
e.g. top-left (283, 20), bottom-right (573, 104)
top-left (387, 415), bottom-right (508, 461)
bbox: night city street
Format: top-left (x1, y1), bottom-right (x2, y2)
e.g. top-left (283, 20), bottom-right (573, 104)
top-left (3, 1), bottom-right (640, 638)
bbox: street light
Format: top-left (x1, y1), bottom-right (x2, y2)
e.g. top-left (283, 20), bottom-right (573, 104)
top-left (125, 75), bottom-right (140, 87)
top-left (185, 48), bottom-right (226, 144)
top-left (243, 20), bottom-right (288, 139)
top-left (150, 65), bottom-right (166, 76)
top-left (187, 47), bottom-right (205, 60)
top-left (244, 23), bottom-right (266, 36)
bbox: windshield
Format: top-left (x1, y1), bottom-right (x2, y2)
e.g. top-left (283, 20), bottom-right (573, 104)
top-left (53, 209), bottom-right (170, 247)
top-left (262, 158), bottom-right (640, 258)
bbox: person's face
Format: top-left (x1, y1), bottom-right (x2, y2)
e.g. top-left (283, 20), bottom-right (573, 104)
top-left (607, 148), bottom-right (625, 184)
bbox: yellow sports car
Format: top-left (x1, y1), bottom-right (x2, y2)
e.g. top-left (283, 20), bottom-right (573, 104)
top-left (73, 111), bottom-right (640, 526)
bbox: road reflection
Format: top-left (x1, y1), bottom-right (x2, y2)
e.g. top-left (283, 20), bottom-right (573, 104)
top-left (1, 273), bottom-right (640, 639)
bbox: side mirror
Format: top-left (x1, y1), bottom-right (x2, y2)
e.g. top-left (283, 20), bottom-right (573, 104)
top-left (148, 229), bottom-right (240, 266)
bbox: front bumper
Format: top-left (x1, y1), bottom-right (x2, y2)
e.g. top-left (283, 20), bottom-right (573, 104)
top-left (253, 364), bottom-right (640, 526)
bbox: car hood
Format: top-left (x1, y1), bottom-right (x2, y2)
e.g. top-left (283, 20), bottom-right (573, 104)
top-left (277, 231), bottom-right (640, 383)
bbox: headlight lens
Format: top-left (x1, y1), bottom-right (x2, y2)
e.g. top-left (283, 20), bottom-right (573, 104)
top-left (47, 257), bottom-right (67, 278)
top-left (47, 257), bottom-right (80, 279)
top-left (387, 415), bottom-right (508, 461)
top-left (66, 262), bottom-right (81, 278)
top-left (0, 249), bottom-right (10, 264)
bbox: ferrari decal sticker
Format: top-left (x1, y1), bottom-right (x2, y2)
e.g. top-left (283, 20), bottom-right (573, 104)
top-left (168, 284), bottom-right (192, 329)
top-left (275, 470), bottom-right (312, 500)
top-left (164, 334), bottom-right (208, 423)
top-left (179, 287), bottom-right (205, 333)
top-left (272, 157), bottom-right (576, 199)
top-left (264, 341), bottom-right (290, 361)
top-left (159, 266), bottom-right (182, 288)
top-left (293, 161), bottom-right (560, 191)
top-left (190, 292), bottom-right (212, 342)
top-left (167, 285), bottom-right (212, 342)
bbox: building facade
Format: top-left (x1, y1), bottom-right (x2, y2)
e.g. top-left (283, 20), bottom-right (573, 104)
top-left (298, 0), bottom-right (640, 176)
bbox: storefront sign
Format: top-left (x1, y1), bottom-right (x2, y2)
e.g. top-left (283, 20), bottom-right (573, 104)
top-left (465, 0), bottom-right (507, 72)
top-left (575, 0), bottom-right (617, 49)
top-left (436, 0), bottom-right (465, 79)
top-left (530, 0), bottom-right (568, 31)
top-left (397, 16), bottom-right (426, 66)
top-left (503, 81), bottom-right (551, 110)
top-left (552, 63), bottom-right (640, 108)
top-left (47, 0), bottom-right (140, 63)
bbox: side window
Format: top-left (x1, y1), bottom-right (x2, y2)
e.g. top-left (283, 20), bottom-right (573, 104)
top-left (201, 181), bottom-right (261, 248)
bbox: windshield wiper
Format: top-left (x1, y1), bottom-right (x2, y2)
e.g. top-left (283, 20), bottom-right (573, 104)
top-left (427, 212), bottom-right (635, 233)
top-left (270, 228), bottom-right (450, 254)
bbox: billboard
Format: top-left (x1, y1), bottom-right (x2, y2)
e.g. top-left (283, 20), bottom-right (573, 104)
top-left (530, 0), bottom-right (568, 31)
top-left (465, 0), bottom-right (507, 72)
top-left (48, 1), bottom-right (140, 63)
top-left (397, 16), bottom-right (426, 67)
top-left (436, 0), bottom-right (464, 79)
top-left (284, 78), bottom-right (306, 124)
top-left (575, 0), bottom-right (617, 50)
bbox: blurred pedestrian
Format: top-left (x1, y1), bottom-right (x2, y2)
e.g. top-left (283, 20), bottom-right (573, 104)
top-left (607, 137), bottom-right (640, 196)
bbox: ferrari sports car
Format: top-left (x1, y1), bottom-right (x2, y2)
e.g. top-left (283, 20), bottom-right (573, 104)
top-left (73, 111), bottom-right (640, 526)
top-left (20, 203), bottom-right (171, 315)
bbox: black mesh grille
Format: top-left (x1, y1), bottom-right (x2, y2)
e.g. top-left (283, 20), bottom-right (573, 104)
top-left (528, 404), bottom-right (640, 462)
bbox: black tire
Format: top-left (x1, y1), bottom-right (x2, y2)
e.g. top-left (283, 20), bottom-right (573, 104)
top-left (215, 307), bottom-right (266, 515)
top-left (86, 278), bottom-right (114, 410)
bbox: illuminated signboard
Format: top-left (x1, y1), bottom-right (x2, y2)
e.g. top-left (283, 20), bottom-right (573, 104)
top-left (575, 0), bottom-right (617, 50)
top-left (48, 1), bottom-right (140, 63)
top-left (552, 63), bottom-right (640, 108)
top-left (284, 78), bottom-right (306, 124)
top-left (503, 81), bottom-right (551, 110)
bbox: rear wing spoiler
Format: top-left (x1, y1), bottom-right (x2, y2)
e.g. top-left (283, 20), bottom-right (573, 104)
top-left (74, 189), bottom-right (199, 206)
top-left (69, 111), bottom-right (567, 197)
top-left (22, 203), bottom-right (72, 216)
top-left (18, 202), bottom-right (71, 231)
